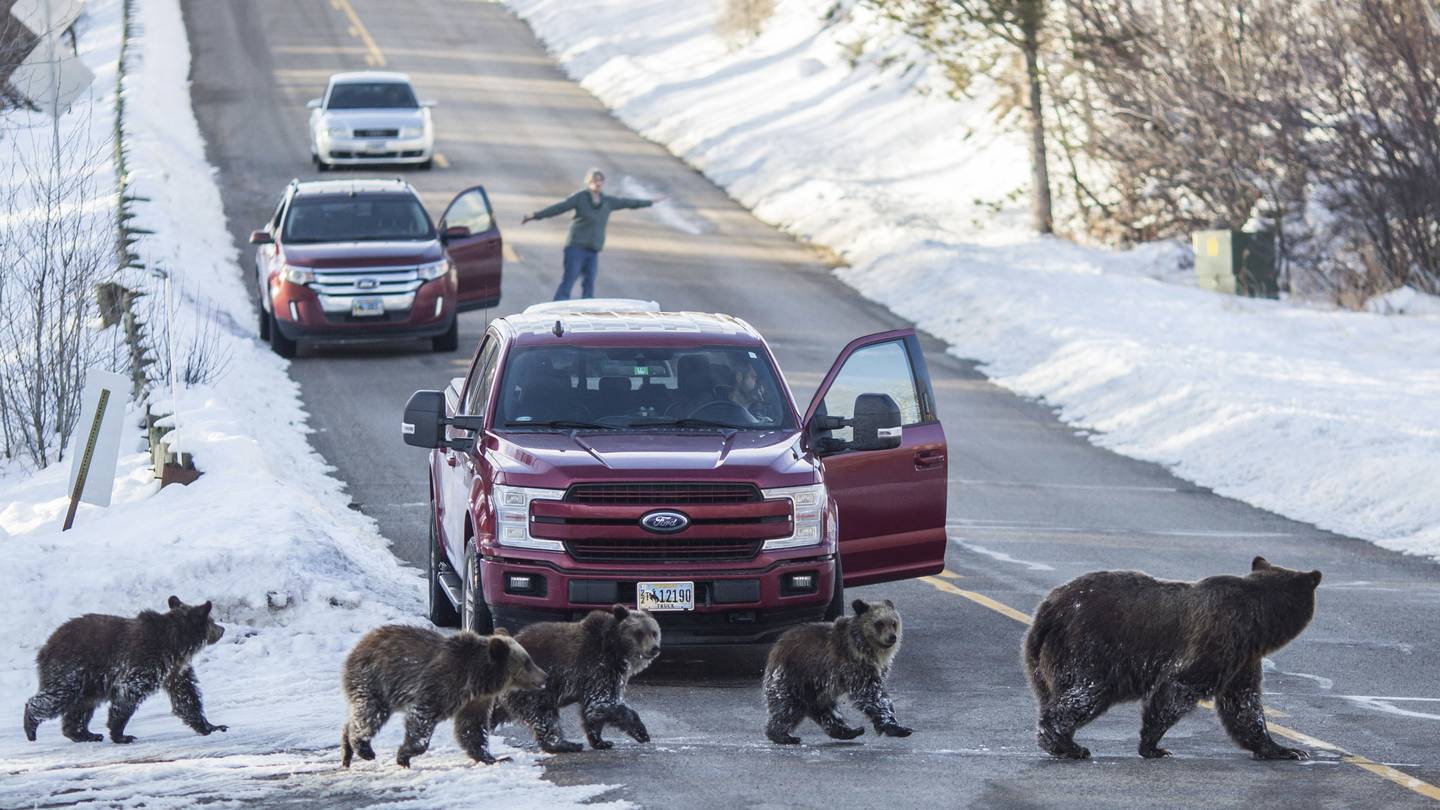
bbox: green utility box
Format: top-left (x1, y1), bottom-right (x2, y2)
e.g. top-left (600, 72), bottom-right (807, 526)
top-left (1192, 230), bottom-right (1278, 298)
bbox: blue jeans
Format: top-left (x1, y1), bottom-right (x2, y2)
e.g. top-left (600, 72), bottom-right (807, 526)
top-left (554, 246), bottom-right (599, 300)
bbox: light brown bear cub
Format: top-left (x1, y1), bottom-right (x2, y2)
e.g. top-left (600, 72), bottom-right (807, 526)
top-left (340, 625), bottom-right (545, 768)
top-left (763, 599), bottom-right (911, 744)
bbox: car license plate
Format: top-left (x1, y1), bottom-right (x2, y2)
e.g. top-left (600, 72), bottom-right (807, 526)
top-left (351, 297), bottom-right (384, 317)
top-left (366, 141), bottom-right (387, 153)
top-left (637, 581), bottom-right (694, 612)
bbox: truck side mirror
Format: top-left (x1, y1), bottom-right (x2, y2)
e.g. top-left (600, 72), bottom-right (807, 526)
top-left (849, 393), bottom-right (902, 451)
top-left (402, 390), bottom-right (446, 449)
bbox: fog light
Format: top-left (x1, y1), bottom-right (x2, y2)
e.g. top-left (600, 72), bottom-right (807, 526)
top-left (288, 301), bottom-right (300, 321)
top-left (507, 575), bottom-right (532, 592)
top-left (790, 574), bottom-right (814, 590)
top-left (782, 572), bottom-right (819, 596)
top-left (434, 297), bottom-right (444, 318)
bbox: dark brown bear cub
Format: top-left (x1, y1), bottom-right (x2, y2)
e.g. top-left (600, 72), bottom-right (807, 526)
top-left (489, 605), bottom-right (661, 753)
top-left (1023, 556), bottom-right (1322, 760)
top-left (340, 625), bottom-right (546, 768)
top-left (23, 596), bottom-right (227, 744)
top-left (762, 599), bottom-right (911, 745)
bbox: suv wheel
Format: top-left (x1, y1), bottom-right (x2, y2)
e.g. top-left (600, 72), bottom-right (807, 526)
top-left (824, 554), bottom-right (845, 621)
top-left (461, 546), bottom-right (494, 634)
top-left (257, 302), bottom-right (270, 341)
top-left (427, 500), bottom-right (460, 628)
top-left (269, 311), bottom-right (298, 358)
top-left (432, 316), bottom-right (459, 353)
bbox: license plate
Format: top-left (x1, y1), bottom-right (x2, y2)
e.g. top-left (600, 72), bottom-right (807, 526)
top-left (637, 581), bottom-right (694, 612)
top-left (351, 297), bottom-right (384, 317)
top-left (365, 141), bottom-right (387, 152)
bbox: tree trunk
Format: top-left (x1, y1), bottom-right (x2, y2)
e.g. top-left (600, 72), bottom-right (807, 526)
top-left (1023, 27), bottom-right (1054, 235)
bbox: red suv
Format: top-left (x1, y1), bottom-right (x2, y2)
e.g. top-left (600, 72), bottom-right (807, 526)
top-left (402, 303), bottom-right (949, 644)
top-left (249, 178), bottom-right (503, 356)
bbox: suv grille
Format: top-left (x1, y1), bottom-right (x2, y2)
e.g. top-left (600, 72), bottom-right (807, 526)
top-left (564, 538), bottom-right (762, 562)
top-left (565, 483), bottom-right (761, 505)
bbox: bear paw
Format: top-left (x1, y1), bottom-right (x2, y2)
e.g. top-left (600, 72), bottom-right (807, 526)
top-left (1049, 744), bottom-right (1090, 760)
top-left (1139, 746), bottom-right (1172, 759)
top-left (589, 739), bottom-right (614, 750)
top-left (541, 739), bottom-right (584, 754)
top-left (68, 731), bottom-right (104, 743)
top-left (878, 723), bottom-right (912, 738)
top-left (829, 725), bottom-right (865, 741)
top-left (200, 723), bottom-right (228, 735)
top-left (768, 733), bottom-right (801, 745)
top-left (396, 755), bottom-right (412, 769)
top-left (110, 734), bottom-right (136, 744)
top-left (1255, 746), bottom-right (1308, 761)
top-left (627, 726), bottom-right (650, 744)
top-left (355, 741), bottom-right (377, 761)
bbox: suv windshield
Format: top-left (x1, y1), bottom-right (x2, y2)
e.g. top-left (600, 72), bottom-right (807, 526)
top-left (496, 345), bottom-right (795, 431)
top-left (327, 82), bottom-right (418, 110)
top-left (283, 194), bottom-right (436, 243)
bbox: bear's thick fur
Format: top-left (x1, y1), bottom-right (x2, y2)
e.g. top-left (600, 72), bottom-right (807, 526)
top-left (762, 599), bottom-right (911, 745)
top-left (489, 604), bottom-right (661, 752)
top-left (23, 596), bottom-right (227, 744)
top-left (340, 625), bottom-right (546, 767)
top-left (1023, 556), bottom-right (1322, 760)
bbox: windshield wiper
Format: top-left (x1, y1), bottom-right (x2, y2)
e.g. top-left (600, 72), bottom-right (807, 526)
top-left (504, 419), bottom-right (615, 430)
top-left (626, 417), bottom-right (749, 430)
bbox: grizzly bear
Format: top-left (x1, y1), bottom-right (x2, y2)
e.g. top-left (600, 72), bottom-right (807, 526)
top-left (340, 625), bottom-right (546, 768)
top-left (1023, 556), bottom-right (1322, 760)
top-left (489, 605), bottom-right (661, 753)
top-left (762, 599), bottom-right (911, 745)
top-left (23, 596), bottom-right (227, 744)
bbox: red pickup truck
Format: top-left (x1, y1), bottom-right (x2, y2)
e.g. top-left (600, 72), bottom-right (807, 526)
top-left (402, 302), bottom-right (948, 644)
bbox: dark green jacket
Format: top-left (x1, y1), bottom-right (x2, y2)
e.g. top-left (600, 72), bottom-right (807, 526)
top-left (531, 190), bottom-right (651, 251)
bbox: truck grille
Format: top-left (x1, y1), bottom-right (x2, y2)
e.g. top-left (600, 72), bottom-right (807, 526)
top-left (564, 483), bottom-right (761, 505)
top-left (564, 538), bottom-right (762, 562)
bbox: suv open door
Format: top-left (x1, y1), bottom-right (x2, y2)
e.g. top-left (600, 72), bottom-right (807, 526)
top-left (439, 185), bottom-right (503, 309)
top-left (805, 328), bottom-right (947, 586)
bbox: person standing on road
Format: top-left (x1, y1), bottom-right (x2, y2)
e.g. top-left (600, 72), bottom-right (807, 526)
top-left (521, 168), bottom-right (664, 300)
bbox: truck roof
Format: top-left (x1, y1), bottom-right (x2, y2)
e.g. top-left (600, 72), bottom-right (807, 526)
top-left (500, 310), bottom-right (764, 347)
top-left (290, 178), bottom-right (414, 197)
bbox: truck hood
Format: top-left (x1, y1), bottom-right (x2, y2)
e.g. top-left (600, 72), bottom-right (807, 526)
top-left (280, 240), bottom-right (442, 268)
top-left (491, 430), bottom-right (816, 488)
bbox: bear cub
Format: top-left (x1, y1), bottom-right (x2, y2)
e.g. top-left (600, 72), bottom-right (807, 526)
top-left (340, 625), bottom-right (546, 768)
top-left (763, 599), bottom-right (911, 745)
top-left (1023, 556), bottom-right (1322, 760)
top-left (490, 604), bottom-right (661, 753)
top-left (24, 596), bottom-right (227, 744)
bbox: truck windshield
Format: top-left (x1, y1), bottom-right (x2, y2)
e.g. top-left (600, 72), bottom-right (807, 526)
top-left (496, 345), bottom-right (795, 431)
top-left (283, 195), bottom-right (436, 243)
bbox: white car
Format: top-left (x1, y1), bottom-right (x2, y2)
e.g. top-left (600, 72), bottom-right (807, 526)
top-left (308, 71), bottom-right (435, 170)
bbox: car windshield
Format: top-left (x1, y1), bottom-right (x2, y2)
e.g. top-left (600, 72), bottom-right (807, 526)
top-left (283, 194), bottom-right (435, 243)
top-left (496, 345), bottom-right (795, 431)
top-left (326, 81), bottom-right (418, 110)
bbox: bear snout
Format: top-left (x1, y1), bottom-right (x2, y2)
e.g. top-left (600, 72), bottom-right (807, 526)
top-left (207, 624), bottom-right (225, 644)
top-left (882, 634), bottom-right (898, 647)
top-left (644, 645), bottom-right (661, 659)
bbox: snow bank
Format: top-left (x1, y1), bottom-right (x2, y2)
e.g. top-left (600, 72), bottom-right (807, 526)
top-left (0, 1), bottom-right (624, 805)
top-left (502, 0), bottom-right (1440, 557)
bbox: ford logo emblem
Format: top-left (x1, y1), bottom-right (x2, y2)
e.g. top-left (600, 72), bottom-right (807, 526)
top-left (356, 278), bottom-right (378, 290)
top-left (640, 510), bottom-right (689, 534)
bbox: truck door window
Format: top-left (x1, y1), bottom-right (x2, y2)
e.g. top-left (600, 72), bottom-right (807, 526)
top-left (465, 338), bottom-right (501, 417)
top-left (818, 340), bottom-right (921, 443)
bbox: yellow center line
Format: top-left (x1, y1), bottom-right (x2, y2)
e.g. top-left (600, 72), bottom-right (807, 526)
top-left (433, 152), bottom-right (450, 169)
top-left (330, 0), bottom-right (385, 67)
top-left (918, 575), bottom-right (1440, 802)
top-left (503, 241), bottom-right (521, 264)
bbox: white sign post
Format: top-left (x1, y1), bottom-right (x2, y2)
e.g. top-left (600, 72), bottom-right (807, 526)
top-left (63, 369), bottom-right (129, 530)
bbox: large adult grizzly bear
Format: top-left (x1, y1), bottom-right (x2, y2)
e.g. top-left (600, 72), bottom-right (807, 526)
top-left (1023, 556), bottom-right (1322, 760)
top-left (340, 626), bottom-right (546, 768)
top-left (24, 596), bottom-right (227, 744)
top-left (489, 604), bottom-right (661, 753)
top-left (762, 599), bottom-right (911, 745)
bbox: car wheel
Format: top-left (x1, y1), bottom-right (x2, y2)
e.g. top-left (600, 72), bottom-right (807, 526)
top-left (432, 316), bottom-right (459, 353)
top-left (314, 154), bottom-right (330, 172)
top-left (269, 311), bottom-right (298, 358)
top-left (418, 159), bottom-right (433, 170)
top-left (461, 546), bottom-right (494, 634)
top-left (823, 553), bottom-right (845, 621)
top-left (427, 499), bottom-right (461, 628)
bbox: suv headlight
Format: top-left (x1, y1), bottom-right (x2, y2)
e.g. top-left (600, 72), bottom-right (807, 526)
top-left (400, 126), bottom-right (424, 139)
top-left (761, 483), bottom-right (828, 550)
top-left (417, 259), bottom-right (450, 280)
top-left (282, 265), bottom-right (315, 284)
top-left (326, 126), bottom-right (348, 138)
top-left (492, 485), bottom-right (564, 551)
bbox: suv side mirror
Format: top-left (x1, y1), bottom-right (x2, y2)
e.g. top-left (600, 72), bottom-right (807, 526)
top-left (849, 393), bottom-right (902, 451)
top-left (441, 224), bottom-right (471, 242)
top-left (307, 98), bottom-right (322, 110)
top-left (403, 390), bottom-right (446, 449)
top-left (249, 229), bottom-right (273, 245)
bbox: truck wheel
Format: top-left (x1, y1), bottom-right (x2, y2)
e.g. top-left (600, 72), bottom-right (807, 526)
top-left (427, 501), bottom-right (460, 628)
top-left (461, 547), bottom-right (494, 634)
top-left (269, 312), bottom-right (298, 358)
top-left (823, 555), bottom-right (845, 621)
top-left (432, 316), bottom-right (459, 353)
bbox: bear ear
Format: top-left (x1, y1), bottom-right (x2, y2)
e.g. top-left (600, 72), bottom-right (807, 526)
top-left (611, 604), bottom-right (630, 620)
top-left (1308, 570), bottom-right (1322, 588)
top-left (1251, 556), bottom-right (1271, 572)
top-left (851, 599), bottom-right (870, 616)
top-left (884, 599), bottom-right (894, 609)
top-left (167, 595), bottom-right (183, 610)
top-left (200, 601), bottom-right (213, 616)
top-left (488, 636), bottom-right (511, 661)
top-left (493, 626), bottom-right (510, 637)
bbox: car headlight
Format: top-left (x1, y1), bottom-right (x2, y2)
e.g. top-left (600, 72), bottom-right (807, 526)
top-left (491, 485), bottom-right (565, 551)
top-left (282, 265), bottom-right (315, 284)
top-left (761, 483), bottom-right (828, 550)
top-left (416, 259), bottom-right (450, 280)
top-left (326, 126), bottom-right (348, 138)
top-left (400, 126), bottom-right (424, 139)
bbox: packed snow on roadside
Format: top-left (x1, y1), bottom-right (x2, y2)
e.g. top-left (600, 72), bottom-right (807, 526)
top-left (0, 1), bottom-right (625, 807)
top-left (503, 0), bottom-right (1440, 558)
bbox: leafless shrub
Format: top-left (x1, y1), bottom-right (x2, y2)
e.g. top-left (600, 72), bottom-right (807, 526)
top-left (143, 283), bottom-right (233, 389)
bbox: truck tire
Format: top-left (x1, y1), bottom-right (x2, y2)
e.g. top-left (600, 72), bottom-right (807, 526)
top-left (461, 546), bottom-right (494, 634)
top-left (432, 316), bottom-right (459, 353)
top-left (824, 554), bottom-right (845, 621)
top-left (269, 312), bottom-right (298, 358)
top-left (427, 500), bottom-right (460, 628)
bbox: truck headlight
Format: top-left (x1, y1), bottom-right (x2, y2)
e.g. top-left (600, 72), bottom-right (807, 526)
top-left (282, 265), bottom-right (315, 284)
top-left (400, 126), bottom-right (424, 139)
top-left (761, 483), bottom-right (828, 550)
top-left (491, 485), bottom-right (564, 551)
top-left (416, 259), bottom-right (450, 280)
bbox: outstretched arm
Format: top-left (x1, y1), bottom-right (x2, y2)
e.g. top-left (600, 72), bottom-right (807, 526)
top-left (526, 193), bottom-right (580, 223)
top-left (851, 673), bottom-right (911, 737)
top-left (611, 196), bottom-right (656, 210)
top-left (165, 666), bottom-right (227, 735)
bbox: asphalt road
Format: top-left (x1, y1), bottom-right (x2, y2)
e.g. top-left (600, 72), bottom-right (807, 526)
top-left (185, 1), bottom-right (1440, 807)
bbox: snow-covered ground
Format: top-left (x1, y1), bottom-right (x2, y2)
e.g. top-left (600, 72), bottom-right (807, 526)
top-left (0, 1), bottom-right (624, 806)
top-left (503, 0), bottom-right (1440, 558)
